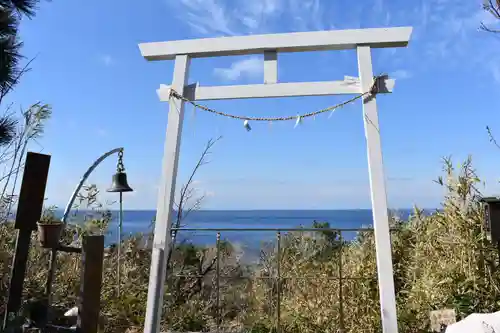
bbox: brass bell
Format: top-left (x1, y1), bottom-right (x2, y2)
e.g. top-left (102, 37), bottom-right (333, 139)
top-left (107, 172), bottom-right (133, 193)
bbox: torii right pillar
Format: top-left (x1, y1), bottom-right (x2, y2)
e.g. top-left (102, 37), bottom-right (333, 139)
top-left (358, 44), bottom-right (398, 333)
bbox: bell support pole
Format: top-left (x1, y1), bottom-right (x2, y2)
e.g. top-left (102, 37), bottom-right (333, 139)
top-left (61, 147), bottom-right (124, 225)
top-left (45, 147), bottom-right (126, 306)
top-left (107, 149), bottom-right (134, 297)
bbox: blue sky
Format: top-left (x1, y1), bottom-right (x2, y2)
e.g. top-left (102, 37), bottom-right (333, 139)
top-left (5, 0), bottom-right (500, 210)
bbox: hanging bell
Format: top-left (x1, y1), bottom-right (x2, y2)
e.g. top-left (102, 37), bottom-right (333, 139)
top-left (107, 172), bottom-right (133, 193)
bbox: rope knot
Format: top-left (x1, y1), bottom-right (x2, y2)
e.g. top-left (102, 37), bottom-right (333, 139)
top-left (370, 74), bottom-right (387, 95)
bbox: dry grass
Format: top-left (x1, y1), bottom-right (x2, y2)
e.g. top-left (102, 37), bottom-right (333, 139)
top-left (1, 157), bottom-right (500, 333)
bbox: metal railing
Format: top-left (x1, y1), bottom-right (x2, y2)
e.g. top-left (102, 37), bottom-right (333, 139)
top-left (165, 226), bottom-right (399, 333)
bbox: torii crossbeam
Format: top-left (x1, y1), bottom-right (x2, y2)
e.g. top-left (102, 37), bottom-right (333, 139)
top-left (139, 26), bottom-right (413, 333)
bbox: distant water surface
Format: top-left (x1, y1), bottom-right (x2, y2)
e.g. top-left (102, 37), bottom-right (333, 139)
top-left (60, 209), bottom-right (419, 247)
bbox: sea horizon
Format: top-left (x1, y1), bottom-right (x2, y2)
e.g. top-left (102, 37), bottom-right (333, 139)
top-left (54, 208), bottom-right (435, 249)
top-left (60, 207), bottom-right (437, 212)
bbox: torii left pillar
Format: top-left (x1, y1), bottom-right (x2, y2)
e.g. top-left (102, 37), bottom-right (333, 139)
top-left (143, 54), bottom-right (190, 333)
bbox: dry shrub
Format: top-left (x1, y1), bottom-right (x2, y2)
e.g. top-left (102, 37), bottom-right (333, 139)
top-left (247, 157), bottom-right (500, 333)
top-left (1, 157), bottom-right (500, 333)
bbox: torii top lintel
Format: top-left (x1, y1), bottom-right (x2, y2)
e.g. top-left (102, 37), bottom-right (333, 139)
top-left (139, 27), bottom-right (413, 61)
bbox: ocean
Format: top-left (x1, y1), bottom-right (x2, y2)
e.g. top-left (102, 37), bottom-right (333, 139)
top-left (71, 209), bottom-right (415, 248)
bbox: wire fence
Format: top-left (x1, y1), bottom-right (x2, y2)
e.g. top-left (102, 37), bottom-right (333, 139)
top-left (164, 226), bottom-right (400, 333)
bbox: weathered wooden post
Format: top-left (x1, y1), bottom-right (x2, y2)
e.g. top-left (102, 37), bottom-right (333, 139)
top-left (20, 237), bottom-right (103, 333)
top-left (2, 152), bottom-right (51, 329)
top-left (77, 235), bottom-right (104, 333)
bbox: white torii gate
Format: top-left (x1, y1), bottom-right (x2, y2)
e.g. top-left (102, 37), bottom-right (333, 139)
top-left (139, 26), bottom-right (413, 333)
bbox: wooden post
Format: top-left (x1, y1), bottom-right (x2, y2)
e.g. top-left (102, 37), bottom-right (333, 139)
top-left (144, 54), bottom-right (191, 333)
top-left (357, 45), bottom-right (398, 333)
top-left (77, 235), bottom-right (104, 333)
top-left (2, 152), bottom-right (51, 329)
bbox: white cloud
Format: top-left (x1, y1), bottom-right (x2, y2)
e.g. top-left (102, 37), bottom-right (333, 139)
top-left (492, 60), bottom-right (500, 83)
top-left (261, 0), bottom-right (281, 15)
top-left (419, 2), bottom-right (430, 30)
top-left (169, 0), bottom-right (500, 84)
top-left (374, 0), bottom-right (384, 15)
top-left (376, 0), bottom-right (500, 84)
top-left (384, 11), bottom-right (392, 26)
top-left (96, 128), bottom-right (108, 137)
top-left (289, 0), bottom-right (324, 31)
top-left (213, 57), bottom-right (263, 81)
top-left (244, 0), bottom-right (281, 16)
top-left (190, 180), bottom-right (203, 187)
top-left (242, 16), bottom-right (259, 29)
top-left (170, 0), bottom-right (323, 36)
top-left (180, 0), bottom-right (236, 35)
top-left (100, 54), bottom-right (115, 66)
top-left (391, 70), bottom-right (413, 80)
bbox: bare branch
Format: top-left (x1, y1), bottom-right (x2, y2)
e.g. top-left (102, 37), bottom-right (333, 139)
top-left (487, 126), bottom-right (500, 150)
top-left (481, 22), bottom-right (500, 33)
top-left (166, 136), bottom-right (222, 270)
top-left (174, 136), bottom-right (222, 226)
top-left (484, 0), bottom-right (500, 18)
top-left (177, 136), bottom-right (222, 214)
top-left (481, 0), bottom-right (500, 33)
top-left (182, 195), bottom-right (205, 222)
